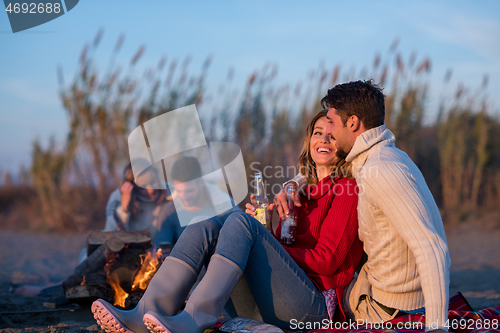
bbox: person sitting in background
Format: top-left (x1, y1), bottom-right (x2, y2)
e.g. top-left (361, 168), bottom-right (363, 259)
top-left (16, 162), bottom-right (173, 297)
top-left (78, 162), bottom-right (171, 263)
top-left (154, 156), bottom-right (241, 248)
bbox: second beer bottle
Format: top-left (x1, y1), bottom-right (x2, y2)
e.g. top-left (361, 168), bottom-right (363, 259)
top-left (280, 184), bottom-right (297, 245)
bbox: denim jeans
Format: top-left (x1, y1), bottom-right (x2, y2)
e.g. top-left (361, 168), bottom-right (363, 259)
top-left (169, 212), bottom-right (328, 330)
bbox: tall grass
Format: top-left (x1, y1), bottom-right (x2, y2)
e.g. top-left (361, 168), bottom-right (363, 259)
top-left (0, 33), bottom-right (498, 232)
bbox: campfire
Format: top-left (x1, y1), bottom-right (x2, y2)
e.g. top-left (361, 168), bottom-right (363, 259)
top-left (63, 229), bottom-right (166, 309)
top-left (105, 247), bottom-right (163, 307)
top-left (132, 248), bottom-right (163, 291)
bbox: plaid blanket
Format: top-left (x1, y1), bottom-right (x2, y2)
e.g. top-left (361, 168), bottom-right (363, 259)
top-left (211, 293), bottom-right (500, 333)
top-left (301, 305), bottom-right (500, 333)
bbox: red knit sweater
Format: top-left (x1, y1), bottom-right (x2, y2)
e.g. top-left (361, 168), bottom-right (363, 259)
top-left (275, 175), bottom-right (363, 319)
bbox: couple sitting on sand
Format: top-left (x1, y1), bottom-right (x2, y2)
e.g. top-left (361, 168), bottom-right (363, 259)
top-left (92, 80), bottom-right (450, 333)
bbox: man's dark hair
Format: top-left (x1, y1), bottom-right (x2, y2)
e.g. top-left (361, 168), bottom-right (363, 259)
top-left (321, 79), bottom-right (385, 129)
top-left (171, 156), bottom-right (202, 182)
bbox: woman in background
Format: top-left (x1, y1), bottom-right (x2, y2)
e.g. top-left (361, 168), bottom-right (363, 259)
top-left (103, 163), bottom-right (169, 234)
top-left (79, 162), bottom-right (174, 263)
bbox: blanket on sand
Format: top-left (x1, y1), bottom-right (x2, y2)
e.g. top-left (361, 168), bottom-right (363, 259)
top-left (211, 293), bottom-right (500, 333)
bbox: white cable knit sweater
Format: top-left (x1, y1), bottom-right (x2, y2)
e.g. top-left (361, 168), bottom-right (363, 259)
top-left (293, 125), bottom-right (450, 330)
top-left (349, 125), bottom-right (450, 330)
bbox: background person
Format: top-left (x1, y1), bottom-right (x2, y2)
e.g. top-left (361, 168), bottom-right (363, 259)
top-left (103, 162), bottom-right (169, 233)
top-left (79, 162), bottom-right (171, 263)
top-left (15, 162), bottom-right (172, 297)
top-left (154, 156), bottom-right (241, 247)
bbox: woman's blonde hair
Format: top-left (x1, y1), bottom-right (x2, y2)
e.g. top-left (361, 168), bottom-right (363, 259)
top-left (297, 110), bottom-right (353, 185)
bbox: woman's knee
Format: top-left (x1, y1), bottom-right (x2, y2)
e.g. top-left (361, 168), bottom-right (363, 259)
top-left (184, 217), bottom-right (223, 235)
top-left (224, 212), bottom-right (256, 230)
top-left (220, 212), bottom-right (265, 243)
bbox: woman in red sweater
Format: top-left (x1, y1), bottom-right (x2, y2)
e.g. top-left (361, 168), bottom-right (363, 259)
top-left (92, 110), bottom-right (363, 333)
top-left (246, 109), bottom-right (363, 324)
top-left (271, 111), bottom-right (363, 324)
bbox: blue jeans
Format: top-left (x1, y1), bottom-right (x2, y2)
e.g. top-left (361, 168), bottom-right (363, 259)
top-left (169, 212), bottom-right (328, 330)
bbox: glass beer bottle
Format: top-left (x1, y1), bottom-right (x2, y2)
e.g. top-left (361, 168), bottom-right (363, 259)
top-left (280, 184), bottom-right (297, 245)
top-left (253, 172), bottom-right (269, 230)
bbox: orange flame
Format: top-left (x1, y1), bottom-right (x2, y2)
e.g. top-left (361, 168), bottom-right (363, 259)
top-left (132, 248), bottom-right (163, 291)
top-left (104, 253), bottom-right (130, 308)
top-left (104, 247), bottom-right (164, 308)
top-left (107, 271), bottom-right (129, 308)
top-left (80, 275), bottom-right (86, 285)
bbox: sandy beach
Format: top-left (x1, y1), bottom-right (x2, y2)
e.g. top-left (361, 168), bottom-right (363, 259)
top-left (1, 216), bottom-right (499, 332)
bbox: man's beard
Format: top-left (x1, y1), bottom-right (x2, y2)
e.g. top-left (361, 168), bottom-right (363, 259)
top-left (335, 147), bottom-right (349, 160)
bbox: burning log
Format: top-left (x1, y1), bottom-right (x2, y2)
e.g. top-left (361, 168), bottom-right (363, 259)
top-left (72, 234), bottom-right (137, 279)
top-left (105, 236), bottom-right (126, 254)
top-left (87, 229), bottom-right (152, 256)
top-left (65, 284), bottom-right (112, 303)
top-left (66, 236), bottom-right (126, 290)
top-left (73, 244), bottom-right (106, 278)
top-left (104, 248), bottom-right (164, 308)
top-left (132, 248), bottom-right (163, 291)
top-left (63, 230), bottom-right (164, 309)
top-left (124, 291), bottom-right (143, 309)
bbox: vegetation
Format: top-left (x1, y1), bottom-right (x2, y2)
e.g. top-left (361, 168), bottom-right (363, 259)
top-left (0, 32), bottom-right (498, 232)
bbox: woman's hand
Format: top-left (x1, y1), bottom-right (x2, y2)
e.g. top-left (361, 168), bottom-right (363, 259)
top-left (245, 194), bottom-right (275, 232)
top-left (245, 194), bottom-right (258, 216)
top-left (245, 194), bottom-right (275, 215)
top-left (120, 181), bottom-right (135, 211)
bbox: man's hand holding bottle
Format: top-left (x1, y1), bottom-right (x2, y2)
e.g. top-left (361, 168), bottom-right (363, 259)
top-left (274, 183), bottom-right (301, 220)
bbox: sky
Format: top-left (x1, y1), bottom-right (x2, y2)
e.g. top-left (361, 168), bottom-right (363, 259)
top-left (1, 1), bottom-right (499, 174)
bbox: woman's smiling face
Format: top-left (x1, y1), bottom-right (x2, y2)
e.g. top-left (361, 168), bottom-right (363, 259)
top-left (309, 116), bottom-right (338, 170)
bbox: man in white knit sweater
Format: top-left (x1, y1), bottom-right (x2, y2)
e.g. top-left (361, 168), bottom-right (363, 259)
top-left (280, 80), bottom-right (450, 332)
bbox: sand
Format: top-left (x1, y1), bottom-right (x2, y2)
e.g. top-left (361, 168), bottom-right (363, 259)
top-left (1, 218), bottom-right (499, 332)
top-left (446, 217), bottom-right (500, 310)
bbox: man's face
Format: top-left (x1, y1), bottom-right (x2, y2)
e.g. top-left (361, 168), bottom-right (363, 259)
top-left (326, 108), bottom-right (352, 159)
top-left (173, 180), bottom-right (203, 208)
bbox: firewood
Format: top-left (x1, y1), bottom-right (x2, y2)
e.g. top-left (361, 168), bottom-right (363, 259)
top-left (84, 271), bottom-right (108, 286)
top-left (108, 266), bottom-right (136, 293)
top-left (119, 248), bottom-right (147, 268)
top-left (63, 271), bottom-right (107, 290)
top-left (87, 229), bottom-right (152, 256)
top-left (65, 284), bottom-right (112, 303)
top-left (73, 244), bottom-right (106, 277)
top-left (125, 291), bottom-right (143, 309)
top-left (62, 274), bottom-right (83, 290)
top-left (105, 237), bottom-right (125, 253)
